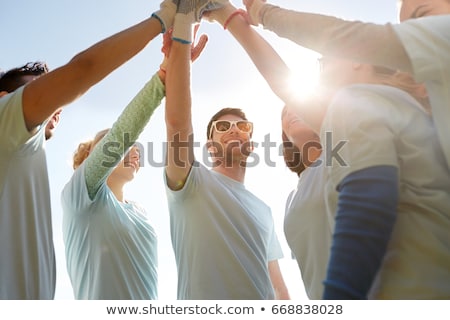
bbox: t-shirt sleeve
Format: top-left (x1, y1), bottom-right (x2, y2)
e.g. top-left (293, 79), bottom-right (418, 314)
top-left (393, 15), bottom-right (450, 82)
top-left (321, 85), bottom-right (400, 190)
top-left (61, 161), bottom-right (99, 213)
top-left (267, 219), bottom-right (284, 261)
top-left (84, 73), bottom-right (165, 199)
top-left (164, 161), bottom-right (200, 203)
top-left (0, 86), bottom-right (42, 152)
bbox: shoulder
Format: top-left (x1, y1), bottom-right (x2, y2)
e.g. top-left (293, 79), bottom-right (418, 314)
top-left (394, 15), bottom-right (450, 35)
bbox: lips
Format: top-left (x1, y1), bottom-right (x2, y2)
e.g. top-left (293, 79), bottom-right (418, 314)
top-left (223, 138), bottom-right (244, 144)
top-left (124, 161), bottom-right (139, 171)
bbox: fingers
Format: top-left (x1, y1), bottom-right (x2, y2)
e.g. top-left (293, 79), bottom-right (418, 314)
top-left (242, 0), bottom-right (252, 9)
top-left (191, 34), bottom-right (208, 62)
top-left (192, 23), bottom-right (201, 42)
top-left (161, 28), bottom-right (173, 57)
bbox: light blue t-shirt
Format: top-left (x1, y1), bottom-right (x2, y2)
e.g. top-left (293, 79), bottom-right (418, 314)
top-left (61, 163), bottom-right (158, 299)
top-left (165, 162), bottom-right (283, 300)
top-left (61, 73), bottom-right (164, 299)
top-left (284, 153), bottom-right (331, 300)
top-left (0, 86), bottom-right (56, 299)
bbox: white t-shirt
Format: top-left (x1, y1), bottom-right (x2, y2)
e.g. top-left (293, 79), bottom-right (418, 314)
top-left (0, 86), bottom-right (56, 299)
top-left (165, 162), bottom-right (284, 299)
top-left (393, 15), bottom-right (450, 170)
top-left (321, 84), bottom-right (450, 298)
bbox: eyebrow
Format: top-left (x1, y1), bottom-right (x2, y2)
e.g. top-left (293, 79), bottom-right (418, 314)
top-left (410, 5), bottom-right (427, 18)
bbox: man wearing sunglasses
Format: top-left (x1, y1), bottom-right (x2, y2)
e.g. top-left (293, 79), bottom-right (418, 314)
top-left (0, 1), bottom-right (182, 299)
top-left (163, 2), bottom-right (289, 300)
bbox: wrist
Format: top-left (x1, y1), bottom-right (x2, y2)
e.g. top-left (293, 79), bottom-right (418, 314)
top-left (223, 9), bottom-right (247, 30)
top-left (172, 14), bottom-right (194, 44)
top-left (213, 4), bottom-right (237, 25)
top-left (260, 3), bottom-right (276, 25)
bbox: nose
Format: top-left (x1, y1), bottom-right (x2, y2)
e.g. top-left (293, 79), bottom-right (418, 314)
top-left (128, 146), bottom-right (140, 161)
top-left (228, 123), bottom-right (240, 134)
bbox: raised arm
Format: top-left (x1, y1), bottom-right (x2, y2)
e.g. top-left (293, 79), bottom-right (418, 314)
top-left (243, 0), bottom-right (413, 73)
top-left (164, 1), bottom-right (210, 190)
top-left (84, 71), bottom-right (165, 199)
top-left (21, 1), bottom-right (177, 132)
top-left (165, 42), bottom-right (193, 190)
top-left (205, 2), bottom-right (292, 104)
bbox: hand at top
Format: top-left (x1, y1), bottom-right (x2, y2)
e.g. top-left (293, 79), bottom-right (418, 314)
top-left (242, 0), bottom-right (267, 26)
top-left (177, 0), bottom-right (231, 22)
top-left (159, 24), bottom-right (208, 82)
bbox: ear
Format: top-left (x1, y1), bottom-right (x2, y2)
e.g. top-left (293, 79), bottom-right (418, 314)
top-left (415, 84), bottom-right (428, 99)
top-left (249, 140), bottom-right (255, 153)
top-left (206, 139), bottom-right (215, 153)
top-left (0, 91), bottom-right (9, 98)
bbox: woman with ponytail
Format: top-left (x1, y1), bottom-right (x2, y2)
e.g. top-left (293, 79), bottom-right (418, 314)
top-left (60, 27), bottom-right (208, 300)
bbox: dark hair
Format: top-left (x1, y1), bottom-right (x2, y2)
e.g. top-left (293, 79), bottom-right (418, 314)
top-left (206, 107), bottom-right (248, 139)
top-left (0, 61), bottom-right (49, 93)
top-left (281, 131), bottom-right (306, 176)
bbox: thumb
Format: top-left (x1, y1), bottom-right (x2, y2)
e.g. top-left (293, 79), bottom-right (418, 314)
top-left (191, 34), bottom-right (208, 62)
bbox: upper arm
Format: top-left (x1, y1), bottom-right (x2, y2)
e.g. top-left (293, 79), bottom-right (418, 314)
top-left (281, 104), bottom-right (322, 164)
top-left (22, 62), bottom-right (94, 131)
top-left (165, 41), bottom-right (194, 190)
top-left (268, 260), bottom-right (290, 300)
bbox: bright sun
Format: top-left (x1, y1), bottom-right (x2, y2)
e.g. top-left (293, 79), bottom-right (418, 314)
top-left (286, 52), bottom-right (321, 100)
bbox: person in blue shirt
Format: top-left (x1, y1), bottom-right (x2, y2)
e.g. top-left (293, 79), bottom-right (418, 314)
top-left (0, 1), bottom-right (178, 299)
top-left (163, 0), bottom-right (289, 300)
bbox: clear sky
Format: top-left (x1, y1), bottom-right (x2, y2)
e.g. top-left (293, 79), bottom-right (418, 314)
top-left (2, 0), bottom-right (398, 300)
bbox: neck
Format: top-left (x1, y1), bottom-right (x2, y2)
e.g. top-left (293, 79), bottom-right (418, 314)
top-left (212, 159), bottom-right (247, 183)
top-left (107, 177), bottom-right (125, 202)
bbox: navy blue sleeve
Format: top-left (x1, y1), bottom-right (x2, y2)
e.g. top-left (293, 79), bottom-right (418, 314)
top-left (322, 165), bottom-right (398, 299)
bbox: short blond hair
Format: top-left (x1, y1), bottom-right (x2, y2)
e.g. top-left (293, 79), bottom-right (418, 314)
top-left (72, 129), bottom-right (109, 169)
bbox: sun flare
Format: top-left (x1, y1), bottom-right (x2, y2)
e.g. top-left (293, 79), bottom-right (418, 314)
top-left (286, 54), bottom-right (321, 100)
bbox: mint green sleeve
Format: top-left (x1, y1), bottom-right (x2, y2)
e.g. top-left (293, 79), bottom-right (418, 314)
top-left (84, 73), bottom-right (165, 199)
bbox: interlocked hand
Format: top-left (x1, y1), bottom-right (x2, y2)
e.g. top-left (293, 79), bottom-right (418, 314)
top-left (152, 0), bottom-right (179, 32)
top-left (242, 0), bottom-right (266, 26)
top-left (161, 24), bottom-right (208, 61)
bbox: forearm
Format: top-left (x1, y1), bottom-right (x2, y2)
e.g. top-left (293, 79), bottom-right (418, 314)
top-left (221, 8), bottom-right (292, 103)
top-left (67, 18), bottom-right (162, 93)
top-left (85, 72), bottom-right (165, 198)
top-left (323, 166), bottom-right (398, 299)
top-left (260, 5), bottom-right (412, 73)
top-left (269, 260), bottom-right (290, 300)
top-left (165, 40), bottom-right (194, 190)
top-left (23, 17), bottom-right (162, 130)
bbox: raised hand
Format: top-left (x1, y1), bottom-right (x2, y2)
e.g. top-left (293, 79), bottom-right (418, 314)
top-left (242, 0), bottom-right (266, 26)
top-left (176, 0), bottom-right (230, 22)
top-left (191, 24), bottom-right (209, 61)
top-left (152, 0), bottom-right (179, 32)
top-left (159, 24), bottom-right (208, 81)
top-left (161, 25), bottom-right (208, 61)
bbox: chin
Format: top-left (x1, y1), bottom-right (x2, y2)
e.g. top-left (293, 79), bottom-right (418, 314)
top-left (45, 130), bottom-right (54, 141)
